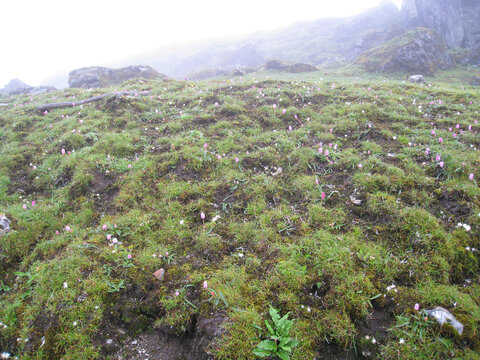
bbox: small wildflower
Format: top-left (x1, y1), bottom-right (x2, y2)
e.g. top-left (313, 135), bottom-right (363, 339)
top-left (22, 204), bottom-right (27, 209)
top-left (469, 173), bottom-right (474, 181)
top-left (63, 282), bottom-right (68, 288)
top-left (175, 291), bottom-right (180, 296)
top-left (127, 254), bottom-right (132, 259)
top-left (102, 224), bottom-right (107, 230)
top-left (399, 338), bottom-right (405, 344)
top-left (414, 303), bottom-right (420, 311)
top-left (203, 280), bottom-right (208, 289)
top-left (106, 234), bottom-right (112, 240)
top-left (200, 212), bottom-right (205, 220)
top-left (321, 192), bottom-right (326, 200)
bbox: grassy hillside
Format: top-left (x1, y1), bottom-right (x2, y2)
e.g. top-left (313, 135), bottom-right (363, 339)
top-left (0, 70), bottom-right (479, 359)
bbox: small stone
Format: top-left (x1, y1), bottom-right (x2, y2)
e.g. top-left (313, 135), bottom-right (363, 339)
top-left (409, 75), bottom-right (425, 83)
top-left (425, 306), bottom-right (464, 335)
top-left (153, 268), bottom-right (165, 281)
top-left (106, 339), bottom-right (113, 345)
top-left (0, 214), bottom-right (12, 235)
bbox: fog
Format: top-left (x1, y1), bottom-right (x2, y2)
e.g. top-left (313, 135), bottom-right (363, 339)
top-left (0, 0), bottom-right (401, 87)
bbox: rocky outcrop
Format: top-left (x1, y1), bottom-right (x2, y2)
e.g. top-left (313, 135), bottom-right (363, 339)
top-left (264, 60), bottom-right (317, 73)
top-left (0, 79), bottom-right (56, 95)
top-left (356, 27), bottom-right (454, 75)
top-left (401, 0), bottom-right (480, 63)
top-left (470, 76), bottom-right (480, 86)
top-left (1, 79), bottom-right (30, 93)
top-left (68, 65), bottom-right (167, 89)
top-left (286, 63), bottom-right (318, 73)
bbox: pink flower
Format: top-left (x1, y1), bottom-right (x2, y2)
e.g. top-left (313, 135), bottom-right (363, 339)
top-left (61, 148), bottom-right (65, 154)
top-left (456, 124), bottom-right (460, 129)
top-left (436, 155), bottom-right (441, 162)
top-left (203, 280), bottom-right (208, 289)
top-left (65, 225), bottom-right (72, 232)
top-left (214, 102), bottom-right (218, 107)
top-left (127, 254), bottom-right (132, 259)
top-left (321, 192), bottom-right (326, 200)
top-left (102, 224), bottom-right (107, 230)
top-left (329, 128), bottom-right (333, 133)
top-left (235, 157), bottom-right (239, 163)
top-left (358, 164), bottom-right (363, 169)
top-left (282, 109), bottom-right (286, 114)
top-left (107, 234), bottom-right (112, 240)
top-left (462, 162), bottom-right (466, 167)
top-left (438, 137), bottom-right (443, 143)
top-left (216, 154), bottom-right (221, 160)
top-left (324, 150), bottom-right (329, 156)
top-left (414, 303), bottom-right (420, 311)
top-left (55, 230), bottom-right (60, 235)
top-left (439, 161), bottom-right (444, 168)
top-left (368, 123), bottom-right (372, 128)
top-left (31, 201), bottom-right (36, 206)
top-left (200, 212), bottom-right (205, 220)
top-left (272, 104), bottom-right (277, 110)
top-left (22, 204), bottom-right (27, 209)
top-left (431, 130), bottom-right (435, 136)
top-left (469, 173), bottom-right (474, 181)
top-left (203, 143), bottom-right (208, 149)
top-left (288, 125), bottom-right (292, 131)
top-left (128, 164), bottom-right (132, 168)
top-left (175, 291), bottom-right (180, 296)
top-left (315, 178), bottom-right (319, 185)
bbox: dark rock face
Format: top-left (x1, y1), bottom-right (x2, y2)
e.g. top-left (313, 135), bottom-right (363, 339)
top-left (68, 65), bottom-right (167, 89)
top-left (401, 0), bottom-right (480, 62)
top-left (356, 27), bottom-right (454, 75)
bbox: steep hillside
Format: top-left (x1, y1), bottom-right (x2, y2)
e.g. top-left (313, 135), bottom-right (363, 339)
top-left (0, 72), bottom-right (479, 359)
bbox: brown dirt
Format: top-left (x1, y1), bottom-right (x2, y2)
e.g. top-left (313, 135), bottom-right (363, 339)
top-left (89, 172), bottom-right (119, 214)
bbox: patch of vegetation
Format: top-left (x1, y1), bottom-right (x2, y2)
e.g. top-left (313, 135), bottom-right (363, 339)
top-left (0, 70), bottom-right (479, 359)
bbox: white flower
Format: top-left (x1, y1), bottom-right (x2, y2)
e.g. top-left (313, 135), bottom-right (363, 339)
top-left (399, 338), bottom-right (405, 344)
top-left (63, 282), bottom-right (68, 288)
top-left (1, 352), bottom-right (11, 359)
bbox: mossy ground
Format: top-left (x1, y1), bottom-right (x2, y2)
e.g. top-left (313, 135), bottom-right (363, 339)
top-left (0, 69), bottom-right (479, 359)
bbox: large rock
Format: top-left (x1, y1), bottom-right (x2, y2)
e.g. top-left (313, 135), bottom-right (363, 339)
top-left (264, 60), bottom-right (317, 73)
top-left (286, 63), bottom-right (318, 73)
top-left (356, 27), bottom-right (454, 75)
top-left (68, 65), bottom-right (167, 89)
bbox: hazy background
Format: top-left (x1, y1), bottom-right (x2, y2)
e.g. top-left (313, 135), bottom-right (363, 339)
top-left (0, 0), bottom-right (401, 87)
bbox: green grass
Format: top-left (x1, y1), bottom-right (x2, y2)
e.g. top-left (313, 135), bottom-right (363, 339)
top-left (0, 69), bottom-right (479, 359)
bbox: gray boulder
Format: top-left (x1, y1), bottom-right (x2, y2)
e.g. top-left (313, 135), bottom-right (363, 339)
top-left (0, 214), bottom-right (11, 235)
top-left (356, 27), bottom-right (454, 75)
top-left (68, 65), bottom-right (167, 89)
top-left (409, 75), bottom-right (425, 83)
top-left (425, 307), bottom-right (464, 335)
top-left (286, 63), bottom-right (318, 73)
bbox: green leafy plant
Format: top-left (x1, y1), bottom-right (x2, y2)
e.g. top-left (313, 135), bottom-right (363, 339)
top-left (253, 306), bottom-right (299, 359)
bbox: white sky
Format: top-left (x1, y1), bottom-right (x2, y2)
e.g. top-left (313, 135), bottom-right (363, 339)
top-left (0, 0), bottom-right (402, 87)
